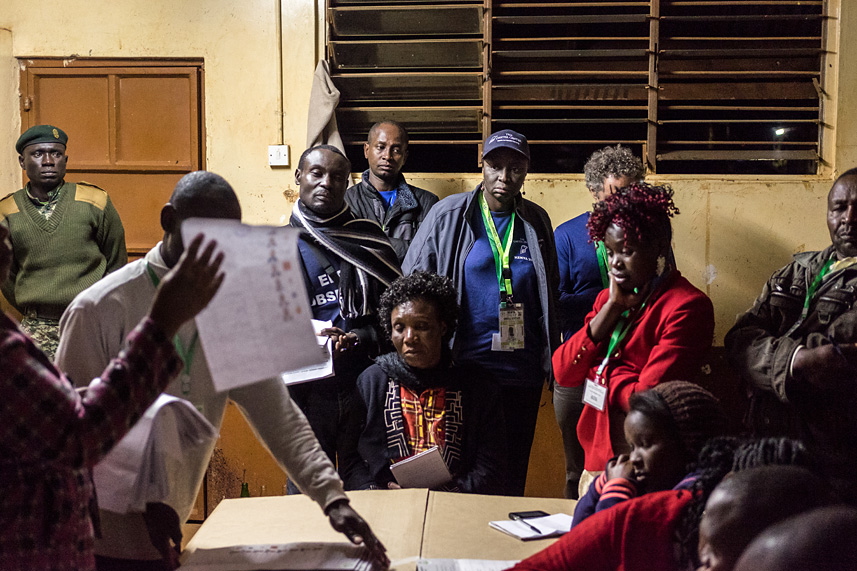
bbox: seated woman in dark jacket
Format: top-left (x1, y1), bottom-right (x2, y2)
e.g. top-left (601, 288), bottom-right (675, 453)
top-left (354, 271), bottom-right (507, 493)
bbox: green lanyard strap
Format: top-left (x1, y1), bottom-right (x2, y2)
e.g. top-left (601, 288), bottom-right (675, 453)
top-left (146, 262), bottom-right (199, 392)
top-left (478, 191), bottom-right (516, 302)
top-left (594, 289), bottom-right (656, 383)
top-left (595, 241), bottom-right (610, 289)
top-left (784, 256), bottom-right (835, 337)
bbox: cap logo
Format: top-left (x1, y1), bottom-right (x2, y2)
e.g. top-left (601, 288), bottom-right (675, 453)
top-left (52, 128), bottom-right (59, 139)
top-left (493, 133), bottom-right (520, 143)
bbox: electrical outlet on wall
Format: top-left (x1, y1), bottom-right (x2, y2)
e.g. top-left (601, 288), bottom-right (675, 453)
top-left (268, 145), bottom-right (290, 167)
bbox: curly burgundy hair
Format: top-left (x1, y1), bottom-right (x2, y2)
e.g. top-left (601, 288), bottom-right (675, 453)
top-left (587, 182), bottom-right (679, 245)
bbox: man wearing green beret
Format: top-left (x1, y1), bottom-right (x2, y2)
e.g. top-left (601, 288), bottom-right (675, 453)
top-left (0, 124), bottom-right (127, 359)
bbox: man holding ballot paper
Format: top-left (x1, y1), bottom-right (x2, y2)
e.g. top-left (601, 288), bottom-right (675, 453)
top-left (56, 171), bottom-right (388, 571)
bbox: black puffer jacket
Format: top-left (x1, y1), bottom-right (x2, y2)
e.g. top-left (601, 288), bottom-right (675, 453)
top-left (345, 171), bottom-right (439, 262)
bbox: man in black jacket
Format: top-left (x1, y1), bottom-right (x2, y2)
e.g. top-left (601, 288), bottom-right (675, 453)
top-left (345, 121), bottom-right (438, 262)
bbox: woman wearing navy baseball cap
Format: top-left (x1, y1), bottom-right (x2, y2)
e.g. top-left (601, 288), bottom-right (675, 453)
top-left (402, 130), bottom-right (560, 495)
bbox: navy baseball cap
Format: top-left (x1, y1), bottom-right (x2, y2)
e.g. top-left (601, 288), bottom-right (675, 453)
top-left (482, 129), bottom-right (530, 161)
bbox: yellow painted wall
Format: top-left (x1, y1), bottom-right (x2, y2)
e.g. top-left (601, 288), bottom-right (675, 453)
top-left (1, 0), bottom-right (854, 499)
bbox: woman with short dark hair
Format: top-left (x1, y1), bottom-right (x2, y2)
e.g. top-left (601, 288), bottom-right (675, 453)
top-left (353, 271), bottom-right (507, 494)
top-left (554, 182), bottom-right (715, 497)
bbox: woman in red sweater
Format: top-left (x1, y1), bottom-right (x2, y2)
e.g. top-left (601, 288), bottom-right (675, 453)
top-left (553, 183), bottom-right (714, 496)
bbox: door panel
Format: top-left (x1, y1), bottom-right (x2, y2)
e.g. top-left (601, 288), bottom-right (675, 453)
top-left (71, 172), bottom-right (184, 252)
top-left (20, 60), bottom-right (204, 258)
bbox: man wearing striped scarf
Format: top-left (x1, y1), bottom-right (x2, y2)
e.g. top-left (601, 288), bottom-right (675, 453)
top-left (288, 145), bottom-right (401, 490)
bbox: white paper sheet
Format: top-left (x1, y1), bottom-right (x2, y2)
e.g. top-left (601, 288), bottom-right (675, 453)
top-left (93, 393), bottom-right (217, 514)
top-left (418, 559), bottom-right (519, 571)
top-left (181, 542), bottom-right (373, 571)
top-left (488, 513), bottom-right (573, 541)
top-left (280, 319), bottom-right (335, 385)
top-left (181, 219), bottom-right (324, 391)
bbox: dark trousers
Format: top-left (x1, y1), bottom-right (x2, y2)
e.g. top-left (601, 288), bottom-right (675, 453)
top-left (287, 379), bottom-right (367, 492)
top-left (552, 384), bottom-right (586, 499)
top-left (499, 384), bottom-right (544, 496)
top-left (95, 556), bottom-right (170, 571)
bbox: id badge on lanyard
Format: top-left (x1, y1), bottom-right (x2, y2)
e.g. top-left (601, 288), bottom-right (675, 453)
top-left (480, 192), bottom-right (526, 353)
top-left (581, 296), bottom-right (650, 412)
top-left (493, 302), bottom-right (525, 351)
top-left (583, 378), bottom-right (607, 411)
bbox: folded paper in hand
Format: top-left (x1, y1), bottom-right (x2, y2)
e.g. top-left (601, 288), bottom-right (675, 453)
top-left (488, 514), bottom-right (574, 541)
top-left (390, 446), bottom-right (452, 489)
top-left (280, 319), bottom-right (335, 385)
top-left (93, 393), bottom-right (217, 514)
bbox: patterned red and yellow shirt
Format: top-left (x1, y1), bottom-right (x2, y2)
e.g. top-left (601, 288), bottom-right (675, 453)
top-left (400, 386), bottom-right (447, 456)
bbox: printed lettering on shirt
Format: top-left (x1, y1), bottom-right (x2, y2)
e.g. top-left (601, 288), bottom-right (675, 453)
top-left (514, 239), bottom-right (532, 262)
top-left (311, 290), bottom-right (339, 307)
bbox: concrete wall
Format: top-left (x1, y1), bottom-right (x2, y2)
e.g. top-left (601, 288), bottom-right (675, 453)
top-left (1, 0), bottom-right (853, 499)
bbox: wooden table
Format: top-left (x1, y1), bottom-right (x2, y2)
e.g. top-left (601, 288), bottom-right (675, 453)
top-left (182, 489), bottom-right (576, 569)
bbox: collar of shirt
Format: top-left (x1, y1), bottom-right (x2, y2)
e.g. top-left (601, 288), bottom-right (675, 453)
top-left (26, 182), bottom-right (64, 218)
top-left (831, 256), bottom-right (857, 273)
top-left (361, 169), bottom-right (409, 195)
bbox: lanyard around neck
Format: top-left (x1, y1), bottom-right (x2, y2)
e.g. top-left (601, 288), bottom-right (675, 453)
top-left (478, 191), bottom-right (516, 302)
top-left (146, 262), bottom-right (199, 387)
top-left (595, 241), bottom-right (610, 289)
top-left (595, 289), bottom-right (656, 383)
top-left (784, 256), bottom-right (835, 337)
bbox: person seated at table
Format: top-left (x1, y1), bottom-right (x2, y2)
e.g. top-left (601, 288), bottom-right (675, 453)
top-left (553, 182), bottom-right (715, 498)
top-left (696, 465), bottom-right (836, 571)
top-left (0, 222), bottom-right (224, 571)
top-left (353, 271), bottom-right (507, 494)
top-left (572, 380), bottom-right (727, 528)
top-left (508, 437), bottom-right (815, 571)
top-left (733, 505), bottom-right (857, 571)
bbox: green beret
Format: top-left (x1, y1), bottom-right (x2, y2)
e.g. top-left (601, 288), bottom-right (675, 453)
top-left (16, 125), bottom-right (68, 154)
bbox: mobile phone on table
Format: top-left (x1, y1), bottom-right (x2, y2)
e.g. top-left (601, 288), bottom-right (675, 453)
top-left (508, 510), bottom-right (549, 520)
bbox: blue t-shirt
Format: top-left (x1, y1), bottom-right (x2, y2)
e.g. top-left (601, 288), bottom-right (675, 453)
top-left (555, 212), bottom-right (603, 341)
top-left (457, 210), bottom-right (544, 386)
top-left (297, 237), bottom-right (343, 329)
top-left (378, 189), bottom-right (397, 210)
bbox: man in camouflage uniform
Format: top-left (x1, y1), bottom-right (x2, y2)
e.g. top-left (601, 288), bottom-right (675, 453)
top-left (1, 125), bottom-right (126, 359)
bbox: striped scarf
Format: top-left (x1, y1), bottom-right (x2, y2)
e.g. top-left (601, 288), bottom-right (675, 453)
top-left (290, 201), bottom-right (401, 319)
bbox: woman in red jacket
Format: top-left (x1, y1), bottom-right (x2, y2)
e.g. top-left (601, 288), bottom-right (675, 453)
top-left (553, 182), bottom-right (714, 497)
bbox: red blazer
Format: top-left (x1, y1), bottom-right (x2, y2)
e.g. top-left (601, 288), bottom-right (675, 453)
top-left (553, 271), bottom-right (714, 470)
top-left (510, 490), bottom-right (695, 571)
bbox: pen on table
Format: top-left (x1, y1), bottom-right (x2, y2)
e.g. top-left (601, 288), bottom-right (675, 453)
top-left (510, 514), bottom-right (542, 534)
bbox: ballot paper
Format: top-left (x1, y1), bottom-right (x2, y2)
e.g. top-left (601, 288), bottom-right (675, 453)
top-left (181, 219), bottom-right (324, 391)
top-left (390, 446), bottom-right (453, 489)
top-left (417, 559), bottom-right (519, 571)
top-left (488, 513), bottom-right (574, 541)
top-left (280, 319), bottom-right (334, 385)
top-left (181, 542), bottom-right (373, 571)
top-left (93, 393), bottom-right (217, 514)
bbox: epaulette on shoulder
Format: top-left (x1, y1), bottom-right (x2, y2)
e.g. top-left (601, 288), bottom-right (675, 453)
top-left (74, 181), bottom-right (109, 210)
top-left (0, 192), bottom-right (19, 218)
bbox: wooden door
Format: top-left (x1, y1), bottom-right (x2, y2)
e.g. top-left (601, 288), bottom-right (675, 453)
top-left (19, 58), bottom-right (205, 260)
top-left (15, 59), bottom-right (211, 520)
